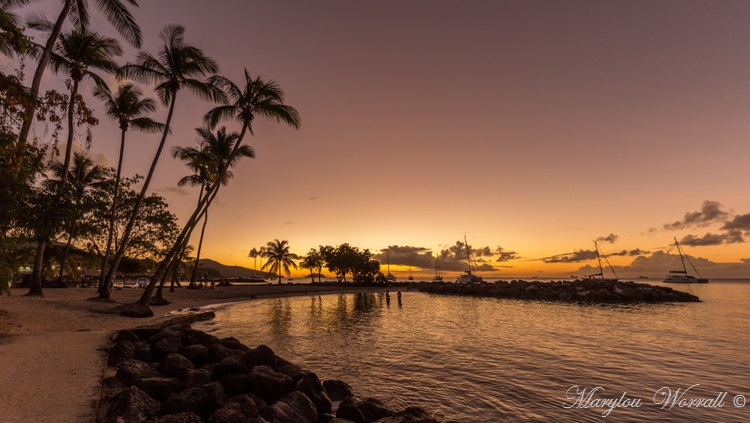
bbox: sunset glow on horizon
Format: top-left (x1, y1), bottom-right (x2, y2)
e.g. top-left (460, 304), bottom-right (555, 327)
top-left (14, 0), bottom-right (750, 278)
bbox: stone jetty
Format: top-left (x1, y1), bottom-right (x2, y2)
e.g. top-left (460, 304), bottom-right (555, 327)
top-left (417, 279), bottom-right (700, 303)
top-left (97, 316), bottom-right (446, 423)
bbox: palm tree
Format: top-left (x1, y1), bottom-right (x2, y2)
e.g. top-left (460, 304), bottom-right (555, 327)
top-left (300, 248), bottom-right (324, 283)
top-left (14, 0), bottom-right (141, 148)
top-left (43, 152), bottom-right (107, 283)
top-left (129, 69), bottom-right (300, 314)
top-left (172, 126), bottom-right (253, 289)
top-left (47, 28), bottom-right (121, 189)
top-left (92, 82), bottom-right (163, 299)
top-left (261, 239), bottom-right (298, 284)
top-left (114, 25), bottom-right (221, 316)
top-left (248, 247), bottom-right (261, 270)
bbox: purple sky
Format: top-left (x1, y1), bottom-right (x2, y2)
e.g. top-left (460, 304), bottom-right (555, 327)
top-left (14, 0), bottom-right (750, 277)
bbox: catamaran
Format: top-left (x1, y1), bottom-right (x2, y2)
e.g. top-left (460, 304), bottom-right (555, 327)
top-left (582, 241), bottom-right (619, 282)
top-left (432, 257), bottom-right (444, 282)
top-left (664, 237), bottom-right (708, 283)
top-left (456, 235), bottom-right (483, 283)
top-left (385, 249), bottom-right (396, 282)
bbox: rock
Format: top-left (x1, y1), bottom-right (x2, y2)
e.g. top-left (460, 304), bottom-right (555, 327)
top-left (150, 330), bottom-right (183, 360)
top-left (297, 371), bottom-right (332, 414)
top-left (181, 328), bottom-right (222, 346)
top-left (108, 341), bottom-right (135, 367)
top-left (134, 341), bottom-right (152, 362)
top-left (159, 353), bottom-right (196, 379)
top-left (163, 381), bottom-right (226, 420)
top-left (136, 377), bottom-right (182, 401)
top-left (221, 337), bottom-right (251, 352)
top-left (323, 379), bottom-right (354, 401)
top-left (113, 329), bottom-right (140, 343)
top-left (374, 406), bottom-right (438, 423)
top-left (100, 386), bottom-right (161, 423)
top-left (261, 391), bottom-right (317, 423)
top-left (129, 326), bottom-right (162, 341)
top-left (227, 393), bottom-right (267, 416)
top-left (151, 412), bottom-right (204, 422)
top-left (99, 376), bottom-right (128, 400)
top-left (115, 359), bottom-right (162, 386)
top-left (208, 343), bottom-right (241, 364)
top-left (179, 344), bottom-right (209, 367)
top-left (185, 368), bottom-right (212, 389)
top-left (212, 357), bottom-right (250, 381)
top-left (247, 365), bottom-right (296, 403)
top-left (337, 397), bottom-right (394, 423)
top-left (218, 373), bottom-right (254, 397)
top-left (208, 403), bottom-right (248, 423)
top-left (274, 357), bottom-right (306, 382)
top-left (242, 344), bottom-right (277, 368)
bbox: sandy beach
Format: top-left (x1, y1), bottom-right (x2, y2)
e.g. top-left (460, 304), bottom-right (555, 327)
top-left (0, 283), bottom-right (386, 423)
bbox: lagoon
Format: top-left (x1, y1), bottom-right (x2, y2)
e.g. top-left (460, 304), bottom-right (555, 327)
top-left (195, 280), bottom-right (750, 422)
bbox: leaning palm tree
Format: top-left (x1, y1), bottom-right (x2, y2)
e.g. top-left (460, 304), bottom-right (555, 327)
top-left (92, 83), bottom-right (163, 299)
top-left (114, 25), bottom-right (222, 316)
top-left (261, 239), bottom-right (298, 284)
top-left (172, 126), bottom-right (253, 289)
top-left (43, 152), bottom-right (107, 283)
top-left (123, 69), bottom-right (300, 316)
top-left (47, 28), bottom-right (122, 189)
top-left (14, 0), bottom-right (141, 148)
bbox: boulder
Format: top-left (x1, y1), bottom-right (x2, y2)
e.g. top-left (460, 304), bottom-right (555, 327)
top-left (246, 365), bottom-right (296, 402)
top-left (151, 412), bottom-right (204, 423)
top-left (185, 368), bottom-right (212, 389)
top-left (242, 344), bottom-right (277, 368)
top-left (100, 386), bottom-right (161, 423)
top-left (99, 376), bottom-right (128, 400)
top-left (134, 341), bottom-right (152, 362)
top-left (162, 381), bottom-right (226, 420)
top-left (115, 359), bottom-right (162, 386)
top-left (208, 343), bottom-right (241, 364)
top-left (150, 330), bottom-right (183, 360)
top-left (323, 379), bottom-right (354, 401)
top-left (107, 341), bottom-right (135, 367)
top-left (373, 406), bottom-right (438, 423)
top-left (129, 326), bottom-right (162, 341)
top-left (212, 357), bottom-right (250, 381)
top-left (113, 329), bottom-right (140, 343)
top-left (136, 377), bottom-right (182, 401)
top-left (261, 391), bottom-right (317, 423)
top-left (159, 353), bottom-right (196, 379)
top-left (274, 357), bottom-right (306, 382)
top-left (181, 328), bottom-right (222, 346)
top-left (179, 344), bottom-right (209, 367)
top-left (337, 397), bottom-right (394, 423)
top-left (297, 371), bottom-right (332, 414)
top-left (221, 337), bottom-right (251, 352)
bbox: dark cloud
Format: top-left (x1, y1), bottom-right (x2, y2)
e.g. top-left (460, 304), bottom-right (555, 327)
top-left (542, 250), bottom-right (597, 263)
top-left (161, 186), bottom-right (190, 196)
top-left (663, 200), bottom-right (730, 230)
top-left (308, 196), bottom-right (318, 201)
top-left (680, 230), bottom-right (743, 246)
top-left (596, 233), bottom-right (618, 244)
top-left (495, 247), bottom-right (520, 262)
top-left (720, 213), bottom-right (750, 232)
top-left (608, 248), bottom-right (648, 257)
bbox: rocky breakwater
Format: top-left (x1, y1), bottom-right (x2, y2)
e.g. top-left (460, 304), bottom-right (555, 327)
top-left (98, 321), bottom-right (446, 422)
top-left (419, 279), bottom-right (701, 304)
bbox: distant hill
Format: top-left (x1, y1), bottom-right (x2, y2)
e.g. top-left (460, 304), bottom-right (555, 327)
top-left (197, 259), bottom-right (268, 279)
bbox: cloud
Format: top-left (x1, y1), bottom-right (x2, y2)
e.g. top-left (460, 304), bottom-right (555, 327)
top-left (721, 213), bottom-right (750, 232)
top-left (375, 241), bottom-right (518, 272)
top-left (161, 186), bottom-right (190, 196)
top-left (596, 233), bottom-right (618, 244)
top-left (308, 196), bottom-right (318, 201)
top-left (608, 248), bottom-right (649, 257)
top-left (495, 247), bottom-right (520, 262)
top-left (680, 230), bottom-right (744, 246)
top-left (542, 250), bottom-right (597, 263)
top-left (663, 200), bottom-right (730, 230)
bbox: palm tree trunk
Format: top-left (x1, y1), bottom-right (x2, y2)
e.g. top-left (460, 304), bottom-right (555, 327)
top-left (189, 208), bottom-right (209, 286)
top-left (57, 225), bottom-right (76, 283)
top-left (59, 79), bottom-right (80, 189)
top-left (17, 0), bottom-right (72, 149)
top-left (108, 96), bottom-right (177, 307)
top-left (25, 241), bottom-right (45, 296)
top-left (98, 127), bottom-right (127, 298)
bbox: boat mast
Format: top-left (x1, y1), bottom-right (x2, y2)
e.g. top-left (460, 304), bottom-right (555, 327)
top-left (464, 235), bottom-right (473, 273)
top-left (674, 237), bottom-right (688, 274)
top-left (597, 242), bottom-right (619, 279)
top-left (594, 241), bottom-right (604, 277)
top-left (387, 249), bottom-right (391, 275)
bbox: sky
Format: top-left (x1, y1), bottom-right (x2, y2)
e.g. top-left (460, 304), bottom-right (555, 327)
top-left (10, 0), bottom-right (750, 278)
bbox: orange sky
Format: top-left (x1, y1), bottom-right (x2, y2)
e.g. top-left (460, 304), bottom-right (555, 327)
top-left (15, 1), bottom-right (750, 278)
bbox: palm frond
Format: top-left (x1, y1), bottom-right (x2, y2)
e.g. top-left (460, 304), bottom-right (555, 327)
top-left (93, 0), bottom-right (142, 47)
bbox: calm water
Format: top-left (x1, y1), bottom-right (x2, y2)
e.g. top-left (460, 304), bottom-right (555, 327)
top-left (194, 281), bottom-right (750, 422)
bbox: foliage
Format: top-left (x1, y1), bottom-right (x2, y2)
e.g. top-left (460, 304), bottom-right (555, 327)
top-left (299, 248), bottom-right (324, 282)
top-left (320, 243), bottom-right (381, 283)
top-left (261, 239), bottom-right (299, 283)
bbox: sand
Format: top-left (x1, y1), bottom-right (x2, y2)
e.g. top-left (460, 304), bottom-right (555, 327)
top-left (0, 283), bottom-right (386, 422)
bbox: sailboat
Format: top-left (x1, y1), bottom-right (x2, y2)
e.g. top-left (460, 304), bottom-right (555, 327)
top-left (385, 249), bottom-right (396, 282)
top-left (582, 241), bottom-right (619, 283)
top-left (432, 258), bottom-right (443, 282)
top-left (664, 238), bottom-right (708, 283)
top-left (456, 235), bottom-right (483, 283)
